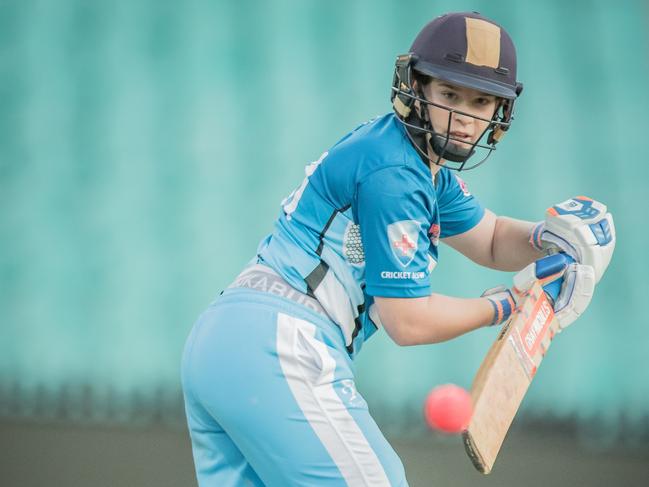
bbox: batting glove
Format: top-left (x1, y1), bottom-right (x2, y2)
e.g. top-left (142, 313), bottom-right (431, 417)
top-left (529, 196), bottom-right (615, 283)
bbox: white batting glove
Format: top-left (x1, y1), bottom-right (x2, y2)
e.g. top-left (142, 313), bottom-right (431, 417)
top-left (513, 254), bottom-right (596, 331)
top-left (529, 196), bottom-right (615, 283)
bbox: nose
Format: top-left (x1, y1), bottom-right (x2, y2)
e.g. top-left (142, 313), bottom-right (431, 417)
top-left (452, 110), bottom-right (473, 126)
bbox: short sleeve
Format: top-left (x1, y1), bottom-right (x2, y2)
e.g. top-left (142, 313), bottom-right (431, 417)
top-left (437, 169), bottom-right (484, 238)
top-left (356, 166), bottom-right (433, 298)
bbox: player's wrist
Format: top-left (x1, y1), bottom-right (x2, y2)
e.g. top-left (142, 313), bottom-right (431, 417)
top-left (481, 286), bottom-right (516, 326)
top-left (528, 221), bottom-right (544, 252)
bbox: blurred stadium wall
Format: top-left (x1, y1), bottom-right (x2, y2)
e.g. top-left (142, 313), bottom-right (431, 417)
top-left (1, 0), bottom-right (648, 455)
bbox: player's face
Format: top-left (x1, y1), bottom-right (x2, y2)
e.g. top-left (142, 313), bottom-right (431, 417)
top-left (421, 79), bottom-right (498, 156)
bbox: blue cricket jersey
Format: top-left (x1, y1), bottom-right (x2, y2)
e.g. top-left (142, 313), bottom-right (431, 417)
top-left (256, 113), bottom-right (484, 356)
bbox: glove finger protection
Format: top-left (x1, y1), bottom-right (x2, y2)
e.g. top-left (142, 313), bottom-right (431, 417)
top-left (552, 263), bottom-right (596, 331)
top-left (513, 253), bottom-right (595, 332)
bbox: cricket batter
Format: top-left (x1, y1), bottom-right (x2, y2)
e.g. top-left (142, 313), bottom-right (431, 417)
top-left (181, 11), bottom-right (615, 486)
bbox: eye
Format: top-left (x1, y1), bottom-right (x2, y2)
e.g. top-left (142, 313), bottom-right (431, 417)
top-left (441, 91), bottom-right (458, 101)
top-left (475, 97), bottom-right (495, 106)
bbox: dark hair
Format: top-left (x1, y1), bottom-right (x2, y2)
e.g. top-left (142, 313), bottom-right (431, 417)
top-left (414, 72), bottom-right (433, 89)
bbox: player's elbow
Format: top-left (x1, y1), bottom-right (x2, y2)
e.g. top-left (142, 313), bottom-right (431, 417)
top-left (383, 322), bottom-right (420, 346)
top-left (376, 296), bottom-right (416, 346)
top-left (385, 319), bottom-right (443, 346)
top-left (375, 296), bottom-right (442, 346)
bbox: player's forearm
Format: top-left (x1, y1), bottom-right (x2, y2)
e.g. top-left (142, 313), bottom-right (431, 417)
top-left (491, 216), bottom-right (544, 271)
top-left (376, 293), bottom-right (494, 346)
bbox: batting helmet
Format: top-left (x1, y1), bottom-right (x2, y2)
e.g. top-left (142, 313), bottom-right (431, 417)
top-left (391, 12), bottom-right (524, 170)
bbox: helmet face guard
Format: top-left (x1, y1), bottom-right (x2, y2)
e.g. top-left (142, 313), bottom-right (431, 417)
top-left (391, 13), bottom-right (523, 171)
top-left (391, 54), bottom-right (518, 171)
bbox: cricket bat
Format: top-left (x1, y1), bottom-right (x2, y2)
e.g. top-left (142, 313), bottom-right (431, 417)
top-left (463, 254), bottom-right (569, 474)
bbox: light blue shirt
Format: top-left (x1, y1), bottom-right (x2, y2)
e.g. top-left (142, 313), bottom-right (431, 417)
top-left (257, 113), bottom-right (484, 355)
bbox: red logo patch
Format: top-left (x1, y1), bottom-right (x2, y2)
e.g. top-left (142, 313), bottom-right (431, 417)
top-left (393, 234), bottom-right (416, 255)
top-left (455, 175), bottom-right (471, 196)
top-left (428, 223), bottom-right (440, 246)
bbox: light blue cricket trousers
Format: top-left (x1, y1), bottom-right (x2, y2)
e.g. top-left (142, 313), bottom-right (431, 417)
top-left (181, 288), bottom-right (408, 486)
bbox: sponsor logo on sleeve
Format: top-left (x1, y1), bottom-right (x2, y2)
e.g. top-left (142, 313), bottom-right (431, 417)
top-left (387, 220), bottom-right (420, 267)
top-left (380, 270), bottom-right (426, 280)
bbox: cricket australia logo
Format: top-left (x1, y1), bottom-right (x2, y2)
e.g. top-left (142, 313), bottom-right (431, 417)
top-left (388, 220), bottom-right (420, 267)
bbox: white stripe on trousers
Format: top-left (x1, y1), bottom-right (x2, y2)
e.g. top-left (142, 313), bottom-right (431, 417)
top-left (276, 312), bottom-right (391, 486)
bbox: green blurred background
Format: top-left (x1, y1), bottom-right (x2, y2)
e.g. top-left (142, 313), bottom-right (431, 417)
top-left (1, 0), bottom-right (648, 485)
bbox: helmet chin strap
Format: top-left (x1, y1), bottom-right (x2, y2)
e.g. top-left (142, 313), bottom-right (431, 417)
top-left (430, 134), bottom-right (474, 163)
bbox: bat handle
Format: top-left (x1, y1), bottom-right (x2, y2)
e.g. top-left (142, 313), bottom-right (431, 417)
top-left (535, 253), bottom-right (575, 304)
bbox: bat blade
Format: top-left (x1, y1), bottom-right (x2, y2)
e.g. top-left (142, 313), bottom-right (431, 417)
top-left (463, 281), bottom-right (560, 474)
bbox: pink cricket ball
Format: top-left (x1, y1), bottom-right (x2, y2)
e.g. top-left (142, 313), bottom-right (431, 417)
top-left (424, 383), bottom-right (473, 434)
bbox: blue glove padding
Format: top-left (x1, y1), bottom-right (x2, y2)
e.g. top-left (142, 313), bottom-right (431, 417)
top-left (536, 253), bottom-right (575, 304)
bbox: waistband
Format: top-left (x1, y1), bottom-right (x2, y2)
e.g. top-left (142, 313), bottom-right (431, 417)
top-left (228, 264), bottom-right (327, 317)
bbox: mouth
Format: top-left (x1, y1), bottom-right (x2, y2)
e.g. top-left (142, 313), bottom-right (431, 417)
top-left (448, 131), bottom-right (472, 141)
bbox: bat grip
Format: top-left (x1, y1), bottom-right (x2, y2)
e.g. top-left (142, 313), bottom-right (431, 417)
top-left (535, 253), bottom-right (575, 304)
